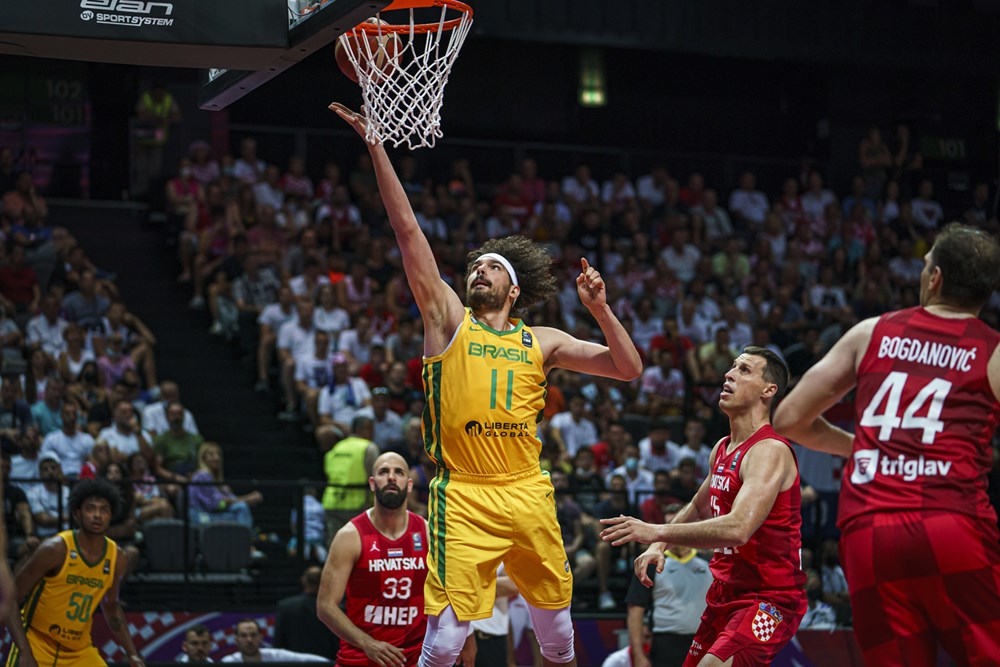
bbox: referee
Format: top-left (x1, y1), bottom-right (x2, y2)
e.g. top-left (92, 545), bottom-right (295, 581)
top-left (624, 504), bottom-right (713, 666)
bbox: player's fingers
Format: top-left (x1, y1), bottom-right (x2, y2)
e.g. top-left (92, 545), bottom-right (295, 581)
top-left (581, 257), bottom-right (590, 271)
top-left (328, 102), bottom-right (355, 118)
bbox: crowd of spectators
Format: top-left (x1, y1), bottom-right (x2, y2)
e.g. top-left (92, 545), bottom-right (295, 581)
top-left (4, 117), bottom-right (1000, 614)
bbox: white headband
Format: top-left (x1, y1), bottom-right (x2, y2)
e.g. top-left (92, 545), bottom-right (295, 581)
top-left (477, 252), bottom-right (519, 287)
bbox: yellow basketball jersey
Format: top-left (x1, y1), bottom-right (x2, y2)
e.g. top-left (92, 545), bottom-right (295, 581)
top-left (22, 530), bottom-right (118, 651)
top-left (422, 309), bottom-right (546, 476)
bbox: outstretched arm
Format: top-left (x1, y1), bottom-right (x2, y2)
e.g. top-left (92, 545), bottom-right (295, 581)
top-left (601, 439), bottom-right (793, 549)
top-left (774, 317), bottom-right (876, 457)
top-left (329, 104), bottom-right (464, 354)
top-left (537, 258), bottom-right (642, 381)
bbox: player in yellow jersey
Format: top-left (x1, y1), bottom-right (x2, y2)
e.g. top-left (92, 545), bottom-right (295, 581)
top-left (331, 103), bottom-right (643, 667)
top-left (6, 478), bottom-right (145, 667)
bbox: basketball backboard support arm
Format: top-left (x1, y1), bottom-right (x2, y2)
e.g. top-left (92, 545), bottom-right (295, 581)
top-left (198, 0), bottom-right (391, 110)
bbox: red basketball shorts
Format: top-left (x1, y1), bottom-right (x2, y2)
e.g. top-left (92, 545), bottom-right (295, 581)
top-left (840, 510), bottom-right (1000, 667)
top-left (682, 580), bottom-right (805, 667)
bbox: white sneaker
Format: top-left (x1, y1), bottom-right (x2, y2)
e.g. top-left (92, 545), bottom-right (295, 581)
top-left (598, 592), bottom-right (615, 611)
top-left (189, 295), bottom-right (206, 310)
top-left (208, 321), bottom-right (223, 335)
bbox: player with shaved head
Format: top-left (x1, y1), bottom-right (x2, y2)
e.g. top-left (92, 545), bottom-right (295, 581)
top-left (318, 453), bottom-right (474, 667)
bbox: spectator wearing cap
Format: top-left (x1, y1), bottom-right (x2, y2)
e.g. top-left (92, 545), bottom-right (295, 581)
top-left (355, 387), bottom-right (404, 451)
top-left (294, 331), bottom-right (337, 430)
top-left (39, 402), bottom-right (93, 478)
top-left (28, 450), bottom-right (69, 538)
top-left (315, 356), bottom-right (371, 453)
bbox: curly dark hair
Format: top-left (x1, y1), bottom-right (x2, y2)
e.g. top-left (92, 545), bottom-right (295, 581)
top-left (466, 235), bottom-right (558, 315)
top-left (69, 477), bottom-right (122, 519)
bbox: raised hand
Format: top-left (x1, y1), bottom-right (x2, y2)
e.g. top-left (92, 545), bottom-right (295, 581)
top-left (329, 103), bottom-right (369, 140)
top-left (575, 257), bottom-right (606, 312)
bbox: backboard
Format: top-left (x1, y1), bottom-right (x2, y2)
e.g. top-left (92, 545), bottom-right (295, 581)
top-left (0, 0), bottom-right (387, 108)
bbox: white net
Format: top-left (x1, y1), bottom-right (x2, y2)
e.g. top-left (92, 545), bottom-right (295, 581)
top-left (338, 1), bottom-right (473, 150)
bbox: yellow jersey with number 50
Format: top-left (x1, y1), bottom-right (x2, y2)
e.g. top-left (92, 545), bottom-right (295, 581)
top-left (21, 530), bottom-right (118, 651)
top-left (422, 309), bottom-right (547, 477)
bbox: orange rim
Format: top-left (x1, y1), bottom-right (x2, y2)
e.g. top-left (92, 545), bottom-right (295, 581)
top-left (349, 0), bottom-right (472, 34)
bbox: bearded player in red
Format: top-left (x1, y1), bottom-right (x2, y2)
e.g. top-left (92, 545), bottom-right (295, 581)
top-left (602, 346), bottom-right (806, 666)
top-left (775, 223), bottom-right (1000, 667)
top-left (318, 452), bottom-right (474, 667)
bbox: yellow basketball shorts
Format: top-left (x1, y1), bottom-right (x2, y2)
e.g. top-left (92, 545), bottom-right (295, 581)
top-left (5, 628), bottom-right (105, 666)
top-left (424, 466), bottom-right (573, 621)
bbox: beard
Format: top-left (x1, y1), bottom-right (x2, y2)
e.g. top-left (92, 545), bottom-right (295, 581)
top-left (375, 484), bottom-right (408, 510)
top-left (467, 283), bottom-right (507, 312)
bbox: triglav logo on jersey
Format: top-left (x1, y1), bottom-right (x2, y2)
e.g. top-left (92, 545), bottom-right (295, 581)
top-left (851, 449), bottom-right (880, 485)
top-left (751, 601), bottom-right (783, 642)
top-left (851, 448), bottom-right (953, 485)
top-left (79, 0), bottom-right (175, 27)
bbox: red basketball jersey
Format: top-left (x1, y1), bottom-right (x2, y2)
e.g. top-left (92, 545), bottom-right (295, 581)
top-left (708, 424), bottom-right (805, 593)
top-left (839, 307), bottom-right (1000, 529)
top-left (338, 510), bottom-right (428, 667)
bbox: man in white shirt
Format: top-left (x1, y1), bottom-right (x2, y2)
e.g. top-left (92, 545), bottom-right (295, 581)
top-left (727, 171), bottom-right (769, 227)
top-left (549, 394), bottom-right (598, 459)
top-left (354, 387), bottom-right (404, 451)
top-left (253, 165), bottom-right (285, 211)
top-left (28, 452), bottom-right (69, 538)
top-left (277, 301), bottom-right (316, 421)
top-left (11, 427), bottom-right (41, 492)
top-left (141, 380), bottom-right (199, 436)
top-left (255, 286), bottom-right (297, 394)
top-left (606, 444), bottom-right (655, 505)
top-left (561, 164), bottom-right (599, 209)
top-left (97, 400), bottom-right (150, 462)
top-left (800, 171), bottom-right (837, 223)
top-left (315, 357), bottom-right (372, 452)
top-left (636, 165), bottom-right (669, 212)
top-left (26, 294), bottom-right (68, 361)
top-left (658, 228), bottom-right (701, 284)
top-left (40, 402), bottom-right (93, 478)
top-left (414, 197), bottom-right (448, 241)
top-left (636, 421), bottom-right (681, 474)
top-left (221, 619), bottom-right (325, 662)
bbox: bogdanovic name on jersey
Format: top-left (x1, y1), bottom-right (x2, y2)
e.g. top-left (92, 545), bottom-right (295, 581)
top-left (368, 556), bottom-right (427, 572)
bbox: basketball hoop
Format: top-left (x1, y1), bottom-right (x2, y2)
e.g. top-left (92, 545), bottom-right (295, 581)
top-left (337, 0), bottom-right (473, 150)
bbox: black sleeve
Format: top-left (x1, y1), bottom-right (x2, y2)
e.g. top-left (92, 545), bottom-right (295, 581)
top-left (623, 565), bottom-right (656, 608)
